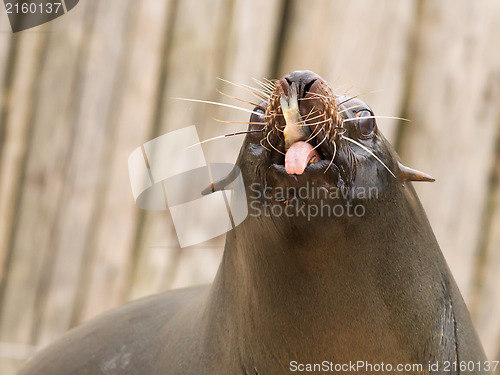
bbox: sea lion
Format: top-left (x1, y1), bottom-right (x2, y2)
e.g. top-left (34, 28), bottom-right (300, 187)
top-left (18, 70), bottom-right (491, 374)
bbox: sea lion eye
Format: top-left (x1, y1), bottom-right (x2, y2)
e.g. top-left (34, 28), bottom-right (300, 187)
top-left (356, 110), bottom-right (376, 138)
top-left (254, 106), bottom-right (265, 116)
top-left (250, 107), bottom-right (265, 123)
top-left (249, 105), bottom-right (267, 131)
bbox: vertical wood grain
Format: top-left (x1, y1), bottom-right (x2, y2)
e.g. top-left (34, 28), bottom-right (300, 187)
top-left (77, 0), bottom-right (173, 322)
top-left (129, 0), bottom-right (232, 300)
top-left (398, 0), bottom-right (500, 306)
top-left (278, 0), bottom-right (417, 142)
top-left (201, 0), bottom-right (284, 165)
top-left (0, 16), bottom-right (16, 289)
top-left (31, 0), bottom-right (135, 347)
top-left (474, 121), bottom-right (500, 360)
top-left (0, 23), bottom-right (51, 375)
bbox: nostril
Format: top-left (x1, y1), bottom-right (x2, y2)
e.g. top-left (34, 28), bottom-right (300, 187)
top-left (282, 75), bottom-right (319, 99)
top-left (303, 79), bottom-right (316, 97)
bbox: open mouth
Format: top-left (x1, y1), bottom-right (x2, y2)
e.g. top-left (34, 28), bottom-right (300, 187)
top-left (263, 72), bottom-right (342, 180)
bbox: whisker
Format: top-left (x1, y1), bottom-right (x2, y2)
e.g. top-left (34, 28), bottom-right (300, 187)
top-left (216, 89), bottom-right (264, 109)
top-left (305, 113), bottom-right (326, 122)
top-left (304, 117), bottom-right (331, 128)
top-left (173, 98), bottom-right (261, 115)
top-left (263, 77), bottom-right (277, 85)
top-left (310, 130), bottom-right (327, 151)
top-left (187, 130), bottom-right (265, 148)
top-left (213, 118), bottom-right (266, 126)
top-left (301, 109), bottom-right (326, 124)
top-left (301, 109), bottom-right (323, 127)
top-left (343, 115), bottom-right (410, 123)
top-left (305, 126), bottom-right (322, 143)
top-left (265, 111), bottom-right (284, 118)
top-left (332, 84), bottom-right (348, 94)
top-left (342, 136), bottom-right (396, 178)
top-left (303, 107), bottom-right (316, 122)
top-left (217, 78), bottom-right (270, 101)
top-left (216, 78), bottom-right (270, 101)
top-left (261, 77), bottom-right (278, 92)
top-left (267, 129), bottom-right (285, 155)
top-left (338, 104), bottom-right (364, 114)
top-left (299, 92), bottom-right (330, 101)
top-left (337, 86), bottom-right (355, 97)
top-left (324, 139), bottom-right (337, 174)
top-left (337, 90), bottom-right (382, 106)
top-left (260, 136), bottom-right (271, 152)
top-left (252, 77), bottom-right (275, 93)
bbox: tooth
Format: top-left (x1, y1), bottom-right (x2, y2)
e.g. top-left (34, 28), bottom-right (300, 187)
top-left (308, 154), bottom-right (320, 164)
top-left (280, 84), bottom-right (309, 150)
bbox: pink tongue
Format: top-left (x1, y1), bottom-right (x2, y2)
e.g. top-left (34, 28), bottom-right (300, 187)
top-left (285, 141), bottom-right (321, 175)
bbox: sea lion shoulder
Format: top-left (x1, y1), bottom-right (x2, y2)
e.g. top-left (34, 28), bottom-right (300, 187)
top-left (18, 285), bottom-right (210, 375)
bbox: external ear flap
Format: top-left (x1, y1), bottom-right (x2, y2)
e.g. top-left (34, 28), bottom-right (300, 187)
top-left (201, 166), bottom-right (241, 195)
top-left (397, 161), bottom-right (435, 183)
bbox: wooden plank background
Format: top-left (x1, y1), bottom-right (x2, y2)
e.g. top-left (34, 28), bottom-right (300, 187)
top-left (0, 0), bottom-right (499, 373)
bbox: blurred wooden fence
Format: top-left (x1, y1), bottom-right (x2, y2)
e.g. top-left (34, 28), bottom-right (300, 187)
top-left (0, 0), bottom-right (499, 374)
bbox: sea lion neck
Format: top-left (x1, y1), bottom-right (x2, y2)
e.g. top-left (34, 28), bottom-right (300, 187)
top-left (201, 183), bottom-right (448, 370)
top-left (215, 182), bottom-right (430, 298)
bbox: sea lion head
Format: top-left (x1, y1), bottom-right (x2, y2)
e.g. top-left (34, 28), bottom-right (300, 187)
top-left (209, 70), bottom-right (433, 225)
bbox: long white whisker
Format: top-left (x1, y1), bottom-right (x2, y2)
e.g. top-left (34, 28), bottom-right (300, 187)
top-left (187, 130), bottom-right (263, 148)
top-left (337, 90), bottom-right (382, 106)
top-left (263, 77), bottom-right (277, 85)
top-left (213, 118), bottom-right (265, 126)
top-left (252, 77), bottom-right (275, 93)
top-left (262, 77), bottom-right (278, 90)
top-left (343, 115), bottom-right (410, 123)
top-left (342, 136), bottom-right (396, 178)
top-left (173, 98), bottom-right (261, 115)
top-left (215, 89), bottom-right (263, 109)
top-left (338, 104), bottom-right (364, 114)
top-left (216, 78), bottom-right (270, 100)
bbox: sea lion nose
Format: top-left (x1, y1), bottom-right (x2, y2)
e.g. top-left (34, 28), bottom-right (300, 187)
top-left (281, 70), bottom-right (321, 99)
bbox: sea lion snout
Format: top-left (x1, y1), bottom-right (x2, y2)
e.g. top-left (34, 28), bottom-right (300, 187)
top-left (257, 71), bottom-right (349, 185)
top-left (280, 70), bottom-right (321, 100)
top-left (278, 71), bottom-right (330, 121)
